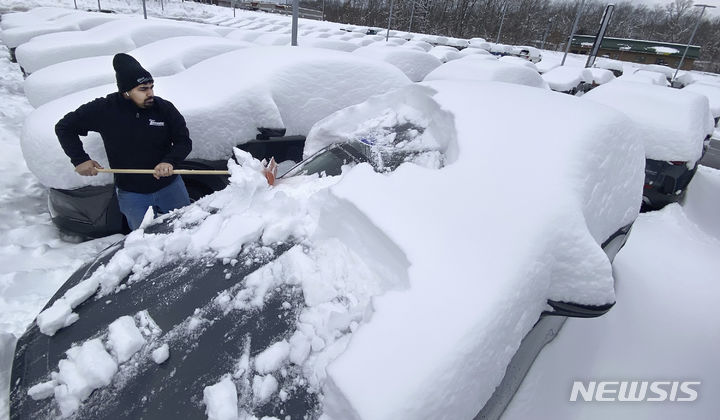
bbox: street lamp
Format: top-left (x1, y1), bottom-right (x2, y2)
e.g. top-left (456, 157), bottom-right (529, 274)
top-left (496, 3), bottom-right (508, 44)
top-left (672, 4), bottom-right (715, 82)
top-left (386, 0), bottom-right (395, 42)
top-left (561, 0), bottom-right (586, 66)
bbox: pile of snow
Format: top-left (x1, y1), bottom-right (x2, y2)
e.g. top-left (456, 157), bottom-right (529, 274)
top-left (584, 81), bottom-right (714, 164)
top-left (24, 36), bottom-right (253, 107)
top-left (684, 82), bottom-right (720, 118)
top-left (352, 45), bottom-right (442, 82)
top-left (316, 81), bottom-right (644, 419)
top-left (400, 40), bottom-right (433, 52)
top-left (0, 10), bottom-right (122, 49)
top-left (20, 46), bottom-right (411, 190)
top-left (424, 58), bottom-right (548, 89)
top-left (15, 17), bottom-right (222, 74)
top-left (616, 69), bottom-right (669, 86)
top-left (542, 66), bottom-right (593, 92)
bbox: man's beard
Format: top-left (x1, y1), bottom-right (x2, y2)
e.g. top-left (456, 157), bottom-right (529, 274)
top-left (143, 98), bottom-right (154, 107)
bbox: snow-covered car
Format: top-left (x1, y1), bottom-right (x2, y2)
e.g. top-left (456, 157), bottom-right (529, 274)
top-left (584, 81), bottom-right (715, 210)
top-left (424, 58), bottom-right (548, 89)
top-left (511, 45), bottom-right (542, 63)
top-left (684, 82), bottom-right (720, 126)
top-left (1, 10), bottom-right (122, 61)
top-left (541, 66), bottom-right (593, 94)
top-left (20, 46), bottom-right (411, 237)
top-left (352, 45), bottom-right (442, 82)
top-left (10, 81), bottom-right (645, 419)
top-left (24, 36), bottom-right (254, 107)
top-left (15, 17), bottom-right (222, 74)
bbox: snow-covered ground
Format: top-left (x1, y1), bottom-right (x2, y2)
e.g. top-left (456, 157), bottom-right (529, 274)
top-left (1, 1), bottom-right (720, 419)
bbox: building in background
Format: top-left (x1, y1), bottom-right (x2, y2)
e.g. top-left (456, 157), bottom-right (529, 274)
top-left (570, 35), bottom-right (700, 70)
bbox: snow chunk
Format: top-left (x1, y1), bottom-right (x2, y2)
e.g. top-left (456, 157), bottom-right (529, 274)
top-left (252, 374), bottom-right (278, 404)
top-left (27, 380), bottom-right (55, 400)
top-left (35, 299), bottom-right (79, 336)
top-left (424, 58), bottom-right (548, 89)
top-left (53, 338), bottom-right (118, 417)
top-left (254, 340), bottom-right (290, 374)
top-left (203, 376), bottom-right (238, 420)
top-left (584, 81), bottom-right (714, 163)
top-left (1, 11), bottom-right (121, 48)
top-left (107, 316), bottom-right (145, 363)
top-left (353, 46), bottom-right (442, 82)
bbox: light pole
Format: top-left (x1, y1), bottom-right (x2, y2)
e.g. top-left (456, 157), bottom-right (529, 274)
top-left (386, 0), bottom-right (395, 42)
top-left (322, 0), bottom-right (326, 21)
top-left (142, 0), bottom-right (147, 19)
top-left (672, 4), bottom-right (715, 82)
top-left (540, 18), bottom-right (553, 50)
top-left (291, 0), bottom-right (299, 46)
top-left (496, 3), bottom-right (508, 44)
top-left (408, 1), bottom-right (416, 32)
top-left (561, 0), bottom-right (586, 66)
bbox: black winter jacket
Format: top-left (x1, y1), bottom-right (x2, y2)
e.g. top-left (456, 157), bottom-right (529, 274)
top-left (55, 93), bottom-right (192, 193)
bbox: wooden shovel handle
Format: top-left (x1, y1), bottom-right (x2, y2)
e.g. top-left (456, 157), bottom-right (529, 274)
top-left (96, 168), bottom-right (230, 175)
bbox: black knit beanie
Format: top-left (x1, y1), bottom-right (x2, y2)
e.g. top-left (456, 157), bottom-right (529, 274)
top-left (113, 53), bottom-right (153, 93)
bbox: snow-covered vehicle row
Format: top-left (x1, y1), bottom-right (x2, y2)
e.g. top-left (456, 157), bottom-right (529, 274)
top-left (10, 80), bottom-right (646, 419)
top-left (584, 81), bottom-right (715, 209)
top-left (21, 46), bottom-right (410, 236)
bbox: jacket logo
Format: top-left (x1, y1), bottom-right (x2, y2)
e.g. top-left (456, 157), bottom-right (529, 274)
top-left (149, 119), bottom-right (165, 127)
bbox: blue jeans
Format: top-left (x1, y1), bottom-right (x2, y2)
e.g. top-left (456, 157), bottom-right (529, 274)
top-left (116, 176), bottom-right (190, 230)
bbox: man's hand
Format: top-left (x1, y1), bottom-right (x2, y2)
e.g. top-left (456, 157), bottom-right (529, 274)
top-left (75, 160), bottom-right (103, 176)
top-left (154, 162), bottom-right (174, 179)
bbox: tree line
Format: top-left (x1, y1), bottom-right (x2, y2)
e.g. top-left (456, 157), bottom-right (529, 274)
top-left (300, 0), bottom-right (720, 72)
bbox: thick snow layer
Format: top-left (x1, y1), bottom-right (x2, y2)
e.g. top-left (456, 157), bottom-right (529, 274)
top-left (0, 11), bottom-right (123, 48)
top-left (203, 376), bottom-right (238, 420)
top-left (0, 7), bottom-right (74, 30)
top-left (684, 82), bottom-right (720, 118)
top-left (428, 46), bottom-right (461, 63)
top-left (311, 81), bottom-right (644, 420)
top-left (588, 67), bottom-right (616, 85)
top-left (424, 58), bottom-right (548, 89)
top-left (542, 66), bottom-right (593, 92)
top-left (616, 69), bottom-right (669, 86)
top-left (15, 17), bottom-right (221, 74)
top-left (642, 63), bottom-right (675, 78)
top-left (498, 55), bottom-right (538, 71)
top-left (352, 46), bottom-right (442, 82)
top-left (458, 46), bottom-right (492, 56)
top-left (584, 81), bottom-right (714, 163)
top-left (24, 36), bottom-right (252, 107)
top-left (298, 37), bottom-right (359, 52)
top-left (21, 46), bottom-right (410, 190)
top-left (107, 315), bottom-right (145, 363)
